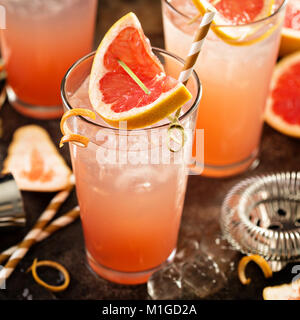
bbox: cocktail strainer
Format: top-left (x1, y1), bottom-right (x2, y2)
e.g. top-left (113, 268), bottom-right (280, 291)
top-left (221, 172), bottom-right (300, 271)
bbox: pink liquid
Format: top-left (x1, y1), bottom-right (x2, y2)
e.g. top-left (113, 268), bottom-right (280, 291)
top-left (162, 0), bottom-right (285, 176)
top-left (67, 78), bottom-right (190, 284)
top-left (76, 157), bottom-right (186, 284)
top-left (0, 0), bottom-right (97, 118)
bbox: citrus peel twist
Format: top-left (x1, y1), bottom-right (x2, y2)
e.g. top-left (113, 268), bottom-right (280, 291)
top-left (167, 119), bottom-right (186, 152)
top-left (27, 258), bottom-right (70, 292)
top-left (238, 254), bottom-right (273, 285)
top-left (60, 108), bottom-right (96, 148)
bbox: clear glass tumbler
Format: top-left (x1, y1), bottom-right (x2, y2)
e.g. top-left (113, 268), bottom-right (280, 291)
top-left (0, 0), bottom-right (97, 119)
top-left (61, 48), bottom-right (202, 284)
top-left (162, 0), bottom-right (287, 177)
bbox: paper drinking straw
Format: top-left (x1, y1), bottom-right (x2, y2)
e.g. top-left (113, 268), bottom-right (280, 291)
top-left (37, 205), bottom-right (80, 241)
top-left (0, 185), bottom-right (73, 286)
top-left (0, 206), bottom-right (80, 265)
top-left (179, 10), bottom-right (215, 86)
top-left (175, 10), bottom-right (215, 119)
top-left (0, 246), bottom-right (16, 265)
top-left (167, 10), bottom-right (215, 152)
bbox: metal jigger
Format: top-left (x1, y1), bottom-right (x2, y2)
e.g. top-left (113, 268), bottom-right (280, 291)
top-left (0, 173), bottom-right (26, 228)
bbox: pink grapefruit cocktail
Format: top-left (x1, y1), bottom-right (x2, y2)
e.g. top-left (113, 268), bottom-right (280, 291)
top-left (162, 0), bottom-right (287, 177)
top-left (0, 0), bottom-right (97, 119)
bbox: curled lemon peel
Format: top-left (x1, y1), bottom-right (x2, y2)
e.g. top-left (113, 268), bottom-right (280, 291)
top-left (238, 254), bottom-right (273, 285)
top-left (59, 134), bottom-right (89, 148)
top-left (60, 108), bottom-right (96, 148)
top-left (27, 258), bottom-right (70, 292)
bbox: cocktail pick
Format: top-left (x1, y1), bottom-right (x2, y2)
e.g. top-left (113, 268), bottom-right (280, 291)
top-left (0, 185), bottom-right (73, 287)
top-left (0, 206), bottom-right (80, 265)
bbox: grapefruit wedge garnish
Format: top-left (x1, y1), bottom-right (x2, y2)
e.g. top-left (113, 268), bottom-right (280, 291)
top-left (280, 0), bottom-right (300, 56)
top-left (3, 125), bottom-right (72, 192)
top-left (89, 12), bottom-right (192, 129)
top-left (265, 51), bottom-right (300, 138)
top-left (191, 0), bottom-right (276, 45)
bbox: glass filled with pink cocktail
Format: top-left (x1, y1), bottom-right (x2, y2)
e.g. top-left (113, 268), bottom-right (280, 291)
top-left (162, 0), bottom-right (287, 177)
top-left (0, 0), bottom-right (97, 119)
top-left (61, 48), bottom-right (202, 285)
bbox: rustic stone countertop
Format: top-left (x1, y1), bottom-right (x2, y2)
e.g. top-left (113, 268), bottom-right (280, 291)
top-left (0, 0), bottom-right (299, 300)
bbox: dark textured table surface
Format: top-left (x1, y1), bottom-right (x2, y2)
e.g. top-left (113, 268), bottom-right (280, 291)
top-left (0, 0), bottom-right (300, 300)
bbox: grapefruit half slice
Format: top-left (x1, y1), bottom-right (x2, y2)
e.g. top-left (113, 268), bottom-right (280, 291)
top-left (192, 0), bottom-right (275, 45)
top-left (280, 0), bottom-right (300, 56)
top-left (89, 12), bottom-right (192, 129)
top-left (265, 51), bottom-right (300, 138)
top-left (3, 125), bottom-right (72, 191)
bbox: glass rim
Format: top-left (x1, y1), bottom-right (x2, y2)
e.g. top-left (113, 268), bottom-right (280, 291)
top-left (61, 47), bottom-right (202, 133)
top-left (163, 0), bottom-right (287, 28)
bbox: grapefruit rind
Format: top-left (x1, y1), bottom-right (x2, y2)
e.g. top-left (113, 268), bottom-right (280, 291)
top-left (3, 125), bottom-right (72, 192)
top-left (265, 51), bottom-right (300, 138)
top-left (89, 12), bottom-right (192, 129)
top-left (279, 0), bottom-right (300, 56)
top-left (280, 28), bottom-right (300, 57)
top-left (99, 84), bottom-right (192, 129)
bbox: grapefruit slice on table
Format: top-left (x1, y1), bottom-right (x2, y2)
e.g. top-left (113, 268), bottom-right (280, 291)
top-left (3, 125), bottom-right (72, 192)
top-left (265, 51), bottom-right (300, 138)
top-left (263, 280), bottom-right (300, 300)
top-left (280, 0), bottom-right (300, 56)
top-left (89, 12), bottom-right (192, 129)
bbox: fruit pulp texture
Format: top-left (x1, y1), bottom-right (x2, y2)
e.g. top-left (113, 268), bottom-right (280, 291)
top-left (284, 0), bottom-right (300, 30)
top-left (0, 0), bottom-right (97, 106)
top-left (100, 26), bottom-right (177, 113)
top-left (68, 78), bottom-right (188, 281)
top-left (272, 60), bottom-right (300, 125)
top-left (162, 0), bottom-right (282, 175)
